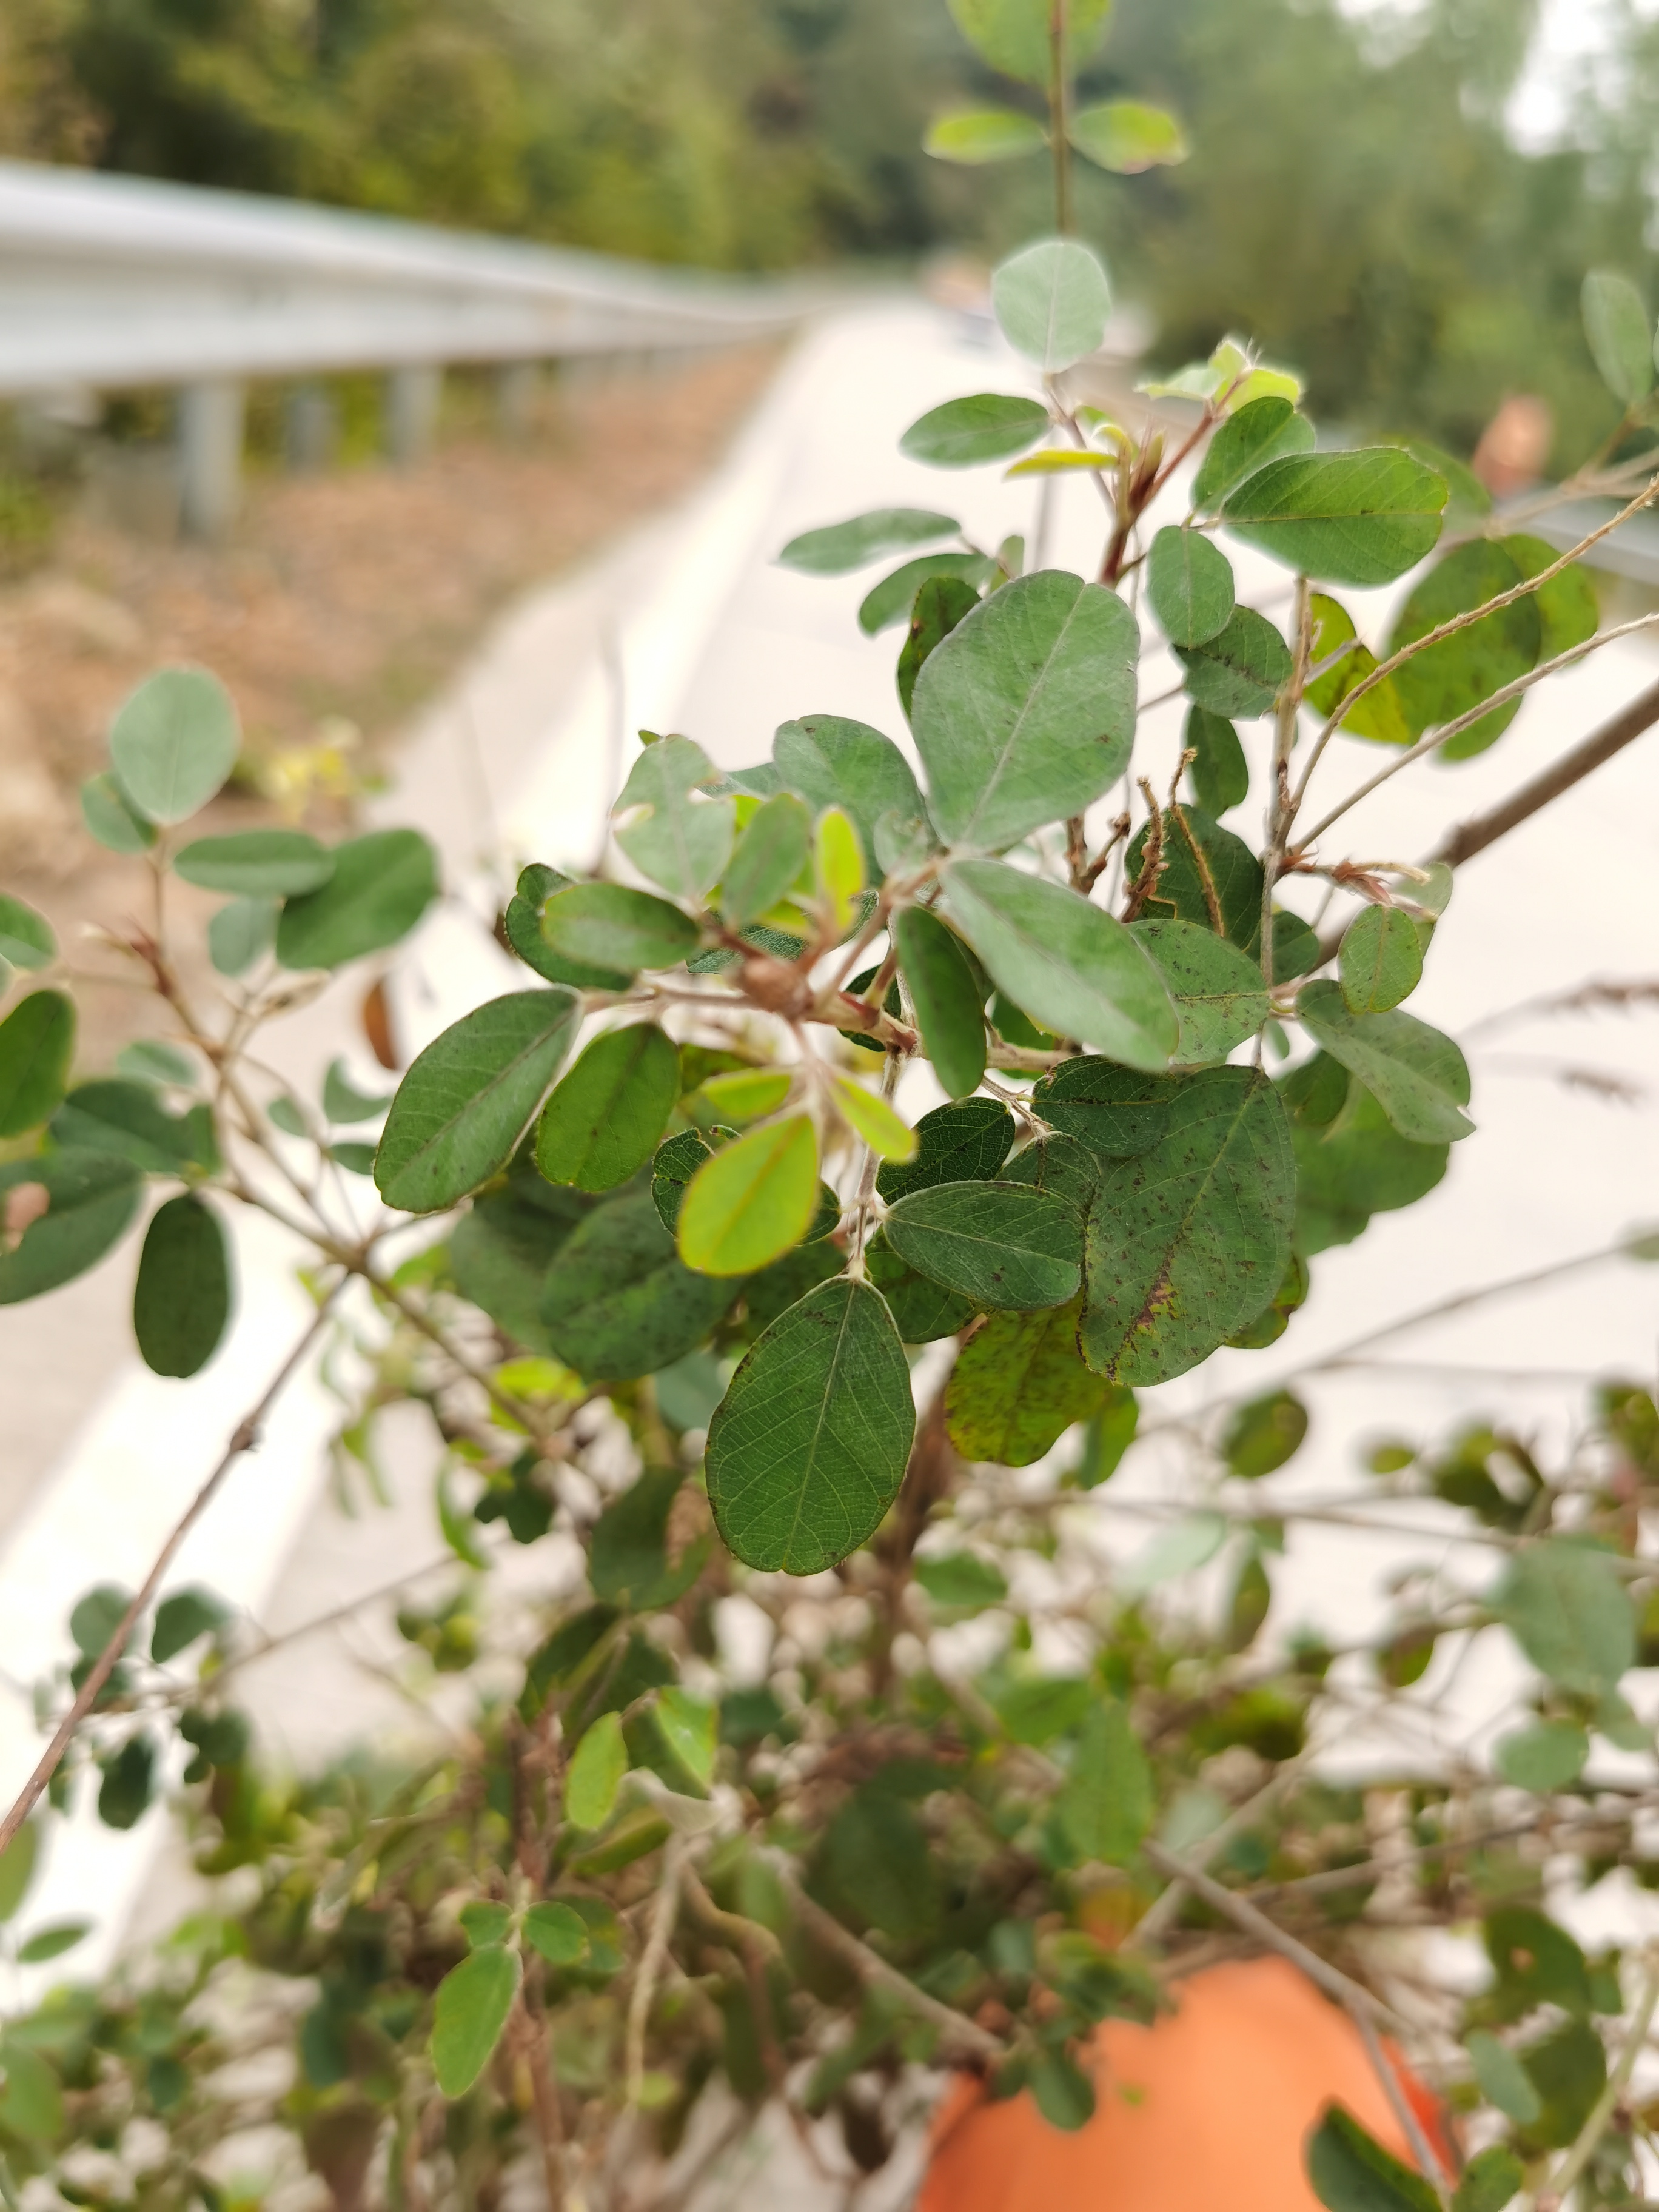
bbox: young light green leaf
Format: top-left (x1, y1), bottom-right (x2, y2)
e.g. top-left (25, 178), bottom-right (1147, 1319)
top-left (857, 551), bottom-right (996, 635)
top-left (1068, 99), bottom-right (1188, 173)
top-left (208, 897), bottom-right (277, 977)
top-left (1581, 269), bottom-right (1654, 407)
top-left (109, 666), bottom-right (240, 825)
top-left (614, 736), bottom-right (734, 900)
top-left (899, 575), bottom-right (981, 720)
top-left (991, 238), bottom-right (1111, 372)
top-left (1176, 605), bottom-right (1292, 718)
top-left (943, 860), bottom-right (1178, 1073)
top-left (923, 107), bottom-right (1047, 162)
top-left (541, 1189), bottom-right (739, 1381)
top-left (80, 773), bottom-right (155, 854)
top-left (541, 883), bottom-right (700, 976)
top-left (833, 1074), bottom-right (916, 1161)
top-left (431, 1945), bottom-right (521, 2099)
top-left (1452, 2147), bottom-right (1524, 2212)
top-left (566, 1710), bottom-right (628, 1829)
top-left (1339, 907), bottom-right (1423, 1014)
top-left (678, 1114), bottom-right (820, 1276)
top-left (1082, 1067), bottom-right (1295, 1384)
top-left (523, 1901), bottom-right (589, 1968)
top-left (894, 905), bottom-right (987, 1099)
top-left (275, 828), bottom-right (438, 970)
top-left (1129, 919), bottom-right (1269, 1067)
top-left (173, 831), bottom-right (334, 898)
top-left (375, 990), bottom-right (580, 1212)
top-left (814, 807), bottom-right (863, 933)
top-left (0, 2037), bottom-right (63, 2140)
top-left (1466, 2031), bottom-right (1542, 2126)
top-left (876, 1098), bottom-right (1014, 1200)
top-left (1297, 980), bottom-right (1472, 1143)
top-left (1056, 1701), bottom-right (1153, 1865)
top-left (0, 990), bottom-right (74, 1136)
top-left (1306, 2105), bottom-right (1439, 2212)
top-left (945, 1296), bottom-right (1106, 1465)
top-left (721, 793), bottom-right (812, 930)
top-left (706, 1276), bottom-right (916, 1574)
top-left (656, 1687), bottom-right (717, 1788)
top-left (1490, 1540), bottom-right (1634, 1694)
top-left (1222, 1388), bottom-right (1309, 1477)
top-left (0, 1151), bottom-right (142, 1304)
top-left (778, 508), bottom-right (959, 575)
top-left (1387, 540), bottom-right (1538, 759)
top-left (0, 896), bottom-right (54, 972)
top-left (535, 1024), bottom-right (679, 1193)
top-left (1493, 1720), bottom-right (1587, 1792)
top-left (1191, 395), bottom-right (1315, 509)
top-left (772, 716), bottom-right (925, 865)
top-left (913, 571), bottom-right (1138, 848)
top-left (947, 0), bottom-right (1110, 86)
top-left (883, 1181), bottom-right (1081, 1310)
top-left (1184, 705), bottom-right (1248, 816)
top-left (900, 393), bottom-right (1051, 466)
top-left (133, 1195), bottom-right (233, 1379)
top-left (1147, 527), bottom-right (1235, 648)
top-left (1221, 449), bottom-right (1448, 586)
top-left (459, 1900), bottom-right (512, 1949)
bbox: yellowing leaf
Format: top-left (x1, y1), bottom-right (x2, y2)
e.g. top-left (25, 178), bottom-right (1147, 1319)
top-left (814, 807), bottom-right (864, 934)
top-left (1004, 449), bottom-right (1110, 478)
top-left (696, 1068), bottom-right (793, 1123)
top-left (832, 1075), bottom-right (916, 1161)
top-left (565, 1711), bottom-right (626, 1831)
top-left (677, 1114), bottom-right (820, 1276)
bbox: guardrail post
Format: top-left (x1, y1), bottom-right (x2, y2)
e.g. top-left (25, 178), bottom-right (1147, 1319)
top-left (285, 382), bottom-right (337, 472)
top-left (177, 380), bottom-right (245, 541)
top-left (385, 365), bottom-right (441, 463)
top-left (494, 361), bottom-right (538, 441)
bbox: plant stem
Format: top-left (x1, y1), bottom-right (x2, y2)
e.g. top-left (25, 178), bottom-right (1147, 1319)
top-left (1540, 1953), bottom-right (1659, 2208)
top-left (626, 1840), bottom-right (684, 2106)
top-left (1432, 674), bottom-right (1659, 868)
top-left (1048, 0), bottom-right (1072, 235)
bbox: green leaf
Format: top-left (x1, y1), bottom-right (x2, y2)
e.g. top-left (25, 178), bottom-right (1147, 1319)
top-left (857, 551), bottom-right (996, 635)
top-left (17, 1922), bottom-right (89, 1965)
top-left (375, 990), bottom-right (579, 1213)
top-left (541, 1188), bottom-right (739, 1381)
top-left (657, 1687), bottom-right (717, 1786)
top-left (773, 716), bottom-right (925, 866)
top-left (134, 1194), bottom-right (233, 1378)
top-left (614, 736), bottom-right (734, 899)
top-left (51, 1079), bottom-right (218, 1176)
top-left (1503, 534), bottom-right (1598, 662)
top-left (0, 2040), bottom-right (62, 2142)
top-left (1057, 1700), bottom-right (1153, 1865)
top-left (70, 1584), bottom-right (130, 1659)
top-left (1486, 1906), bottom-right (1594, 2023)
top-left (945, 1296), bottom-right (1105, 1464)
top-left (1305, 595), bottom-right (1413, 746)
top-left (915, 571), bottom-right (1137, 851)
top-left (504, 863), bottom-right (632, 991)
top-left (0, 1825), bottom-right (38, 1925)
top-left (945, 860), bottom-right (1176, 1072)
top-left (1068, 98), bottom-right (1188, 173)
top-left (894, 907), bottom-right (986, 1099)
top-left (1222, 449), bottom-right (1448, 587)
top-left (865, 1233), bottom-right (976, 1341)
top-left (323, 1058), bottom-right (389, 1124)
top-left (946, 0), bottom-right (1110, 85)
top-left (1222, 1389), bottom-right (1309, 1477)
top-left (1176, 605), bottom-right (1292, 718)
top-left (876, 1098), bottom-right (1014, 1201)
top-left (1297, 980), bottom-right (1472, 1143)
top-left (150, 1587), bottom-right (226, 1663)
top-left (1493, 1720), bottom-right (1587, 1792)
top-left (1191, 395), bottom-right (1316, 509)
top-left (173, 830), bottom-right (333, 898)
top-left (0, 896), bottom-right (53, 973)
top-left (884, 1181), bottom-right (1080, 1310)
top-left (459, 1900), bottom-right (512, 1949)
top-left (1028, 2051), bottom-right (1096, 2131)
top-left (679, 1114), bottom-right (820, 1275)
top-left (108, 666), bottom-right (240, 825)
top-left (914, 1553), bottom-right (1007, 1610)
top-left (0, 990), bottom-right (73, 1136)
top-left (778, 508), bottom-right (959, 575)
top-left (706, 1276), bottom-right (916, 1573)
top-left (1491, 1540), bottom-right (1634, 1694)
top-left (566, 1708), bottom-right (628, 1829)
top-left (208, 897), bottom-right (276, 976)
top-left (652, 1128), bottom-right (717, 1234)
top-left (534, 1024), bottom-right (679, 1193)
top-left (1031, 1058), bottom-right (1176, 1158)
top-left (0, 1151), bottom-right (142, 1303)
top-left (1073, 1389), bottom-right (1138, 1486)
top-left (523, 1902), bottom-right (589, 1968)
top-left (899, 575), bottom-right (980, 722)
top-left (721, 793), bottom-right (812, 930)
top-left (1466, 2031), bottom-right (1542, 2127)
top-left (1387, 540), bottom-right (1538, 759)
top-left (449, 1175), bottom-right (593, 1354)
top-left (1289, 1073), bottom-right (1449, 1255)
top-left (1184, 705), bottom-right (1248, 816)
top-left (814, 806), bottom-right (864, 933)
top-left (833, 1075), bottom-right (916, 1161)
top-left (923, 105), bottom-right (1047, 161)
top-left (1339, 907), bottom-right (1422, 1014)
top-left (1082, 1067), bottom-right (1295, 1384)
top-left (1306, 2105), bottom-right (1439, 2212)
top-left (1581, 269), bottom-right (1654, 407)
top-left (990, 238), bottom-right (1111, 372)
top-left (1129, 919), bottom-right (1268, 1068)
top-left (80, 772), bottom-right (155, 853)
top-left (1000, 1133), bottom-right (1101, 1218)
top-left (275, 828), bottom-right (438, 970)
top-left (901, 393), bottom-right (1051, 466)
top-left (541, 882), bottom-right (699, 976)
top-left (994, 1675), bottom-right (1091, 1744)
top-left (1452, 2147), bottom-right (1524, 2212)
top-left (694, 1069), bottom-right (793, 1125)
top-left (431, 1945), bottom-right (521, 2099)
top-left (97, 1735), bottom-right (155, 1831)
top-left (588, 1466), bottom-right (694, 1607)
top-left (1147, 527), bottom-right (1234, 648)
top-left (1225, 1249), bottom-right (1308, 1347)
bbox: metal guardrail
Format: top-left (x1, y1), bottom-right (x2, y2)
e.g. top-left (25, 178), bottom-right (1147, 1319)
top-left (0, 160), bottom-right (817, 533)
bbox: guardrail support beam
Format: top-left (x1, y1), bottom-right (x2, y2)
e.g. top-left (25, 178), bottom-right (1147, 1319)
top-left (177, 378), bottom-right (245, 541)
top-left (285, 382), bottom-right (337, 473)
top-left (386, 364), bottom-right (441, 464)
top-left (494, 361), bottom-right (538, 441)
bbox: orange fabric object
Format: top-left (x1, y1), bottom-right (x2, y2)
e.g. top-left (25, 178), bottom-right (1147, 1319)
top-left (918, 1959), bottom-right (1446, 2212)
